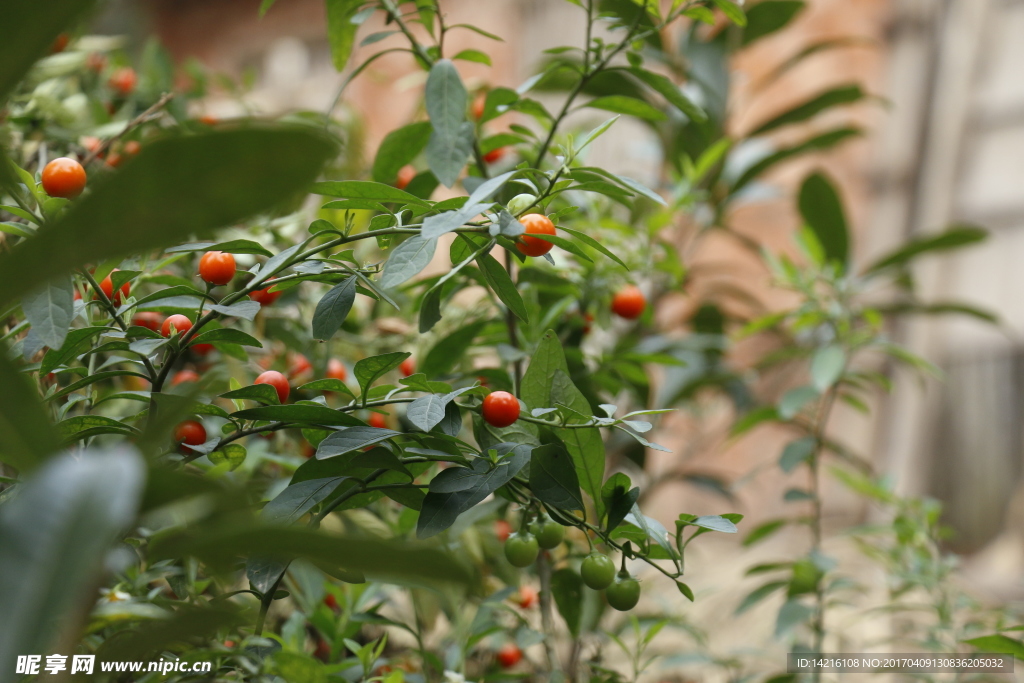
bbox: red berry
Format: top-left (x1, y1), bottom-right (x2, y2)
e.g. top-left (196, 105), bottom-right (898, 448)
top-left (323, 593), bottom-right (339, 610)
top-left (173, 419), bottom-right (207, 452)
top-left (86, 52), bottom-right (107, 73)
top-left (191, 343), bottom-right (214, 356)
top-left (399, 357), bottom-right (415, 377)
top-left (326, 358), bottom-right (347, 381)
top-left (249, 284), bottom-right (282, 307)
top-left (517, 585), bottom-right (539, 609)
top-left (108, 67), bottom-right (137, 96)
top-left (483, 147), bottom-right (506, 164)
top-left (41, 157), bottom-right (87, 199)
top-left (199, 114), bottom-right (218, 125)
top-left (123, 140), bottom-right (141, 155)
top-left (395, 165), bottom-right (416, 190)
top-left (288, 353), bottom-right (312, 379)
top-left (518, 214), bottom-right (556, 257)
top-left (161, 314), bottom-right (193, 338)
top-left (171, 369), bottom-right (200, 386)
top-left (255, 370), bottom-right (290, 403)
top-left (482, 390), bottom-right (520, 428)
top-left (51, 33), bottom-right (70, 54)
top-left (105, 151), bottom-right (123, 168)
top-left (368, 412), bottom-right (388, 429)
top-left (471, 92), bottom-right (487, 120)
top-left (199, 251), bottom-right (236, 286)
top-left (494, 519), bottom-right (512, 542)
top-left (96, 269), bottom-right (130, 304)
top-left (497, 643), bottom-right (522, 668)
top-left (611, 285), bottom-right (646, 320)
top-left (132, 311), bottom-right (163, 331)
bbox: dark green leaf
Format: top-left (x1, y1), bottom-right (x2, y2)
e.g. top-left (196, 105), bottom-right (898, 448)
top-left (313, 180), bottom-right (430, 207)
top-left (317, 426), bottom-right (401, 458)
top-left (191, 328), bottom-right (263, 348)
top-left (21, 276), bottom-right (74, 350)
top-left (751, 84), bottom-right (865, 136)
top-left (529, 443), bottom-right (584, 511)
top-left (477, 252), bottom-right (528, 322)
top-left (354, 352), bottom-right (410, 395)
top-left (864, 225), bottom-right (987, 274)
top-left (421, 321), bottom-right (486, 378)
top-left (262, 478), bottom-right (347, 524)
top-left (798, 171), bottom-right (849, 269)
top-left (742, 1), bottom-right (805, 45)
top-left (586, 95), bottom-right (666, 121)
top-left (220, 384), bottom-right (281, 405)
top-left (312, 276), bottom-right (357, 341)
top-left (233, 405), bottom-right (362, 426)
top-left (629, 68), bottom-right (706, 121)
top-left (551, 568), bottom-right (584, 638)
top-left (325, 0), bottom-right (363, 71)
top-left (779, 436), bottom-right (816, 473)
top-left (372, 121), bottom-right (433, 183)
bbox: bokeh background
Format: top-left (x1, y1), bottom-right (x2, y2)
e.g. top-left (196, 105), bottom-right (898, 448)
top-left (87, 0), bottom-right (1024, 662)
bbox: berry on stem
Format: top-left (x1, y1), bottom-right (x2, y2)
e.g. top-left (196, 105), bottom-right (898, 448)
top-left (161, 314), bottom-right (193, 338)
top-left (199, 251), bottom-right (236, 286)
top-left (399, 357), bottom-right (415, 377)
top-left (249, 284), bottom-right (282, 307)
top-left (41, 157), bottom-right (87, 199)
top-left (255, 370), bottom-right (290, 403)
top-left (518, 214), bottom-right (556, 257)
top-left (108, 67), bottom-right (137, 96)
top-left (529, 518), bottom-right (566, 549)
top-left (96, 270), bottom-right (130, 304)
top-left (171, 369), bottom-right (200, 386)
top-left (482, 390), bottom-right (520, 428)
top-left (504, 531), bottom-right (539, 567)
top-left (132, 311), bottom-right (163, 331)
top-left (173, 420), bottom-right (207, 452)
top-left (396, 165), bottom-right (416, 190)
top-left (581, 553), bottom-right (616, 590)
top-left (605, 571), bottom-right (641, 611)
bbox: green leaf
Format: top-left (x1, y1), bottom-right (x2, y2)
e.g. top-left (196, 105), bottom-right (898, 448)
top-left (417, 446), bottom-right (529, 538)
top-left (317, 426), bottom-right (401, 458)
top-left (864, 225), bottom-right (987, 274)
top-left (735, 581), bottom-right (786, 615)
top-left (220, 384), bottom-right (281, 405)
top-left (312, 276), bottom-right (357, 341)
top-left (259, 0), bottom-right (277, 16)
top-left (557, 225), bottom-right (629, 269)
top-left (521, 331), bottom-right (604, 517)
top-left (779, 437), bottom-right (816, 473)
top-left (453, 49), bottom-right (491, 65)
top-left (778, 386), bottom-right (818, 420)
top-left (689, 515), bottom-right (738, 533)
top-left (208, 444), bottom-right (247, 471)
top-left (711, 0), bottom-right (747, 26)
top-left (21, 276), bottom-right (74, 350)
top-left (962, 635), bottom-right (1024, 661)
top-left (191, 328), bottom-right (263, 348)
top-left (0, 0), bottom-right (96, 106)
top-left (551, 568), bottom-right (584, 638)
top-left (742, 1), bottom-right (805, 45)
top-left (775, 598), bottom-right (814, 636)
top-left (421, 320), bottom-right (486, 378)
top-left (629, 68), bottom-right (706, 122)
top-left (165, 239), bottom-right (274, 257)
top-left (372, 121), bottom-right (433, 183)
top-left (232, 405), bottom-right (362, 426)
top-left (810, 345), bottom-right (845, 391)
top-left (743, 519), bottom-right (788, 547)
top-left (325, 0), bottom-right (363, 71)
top-left (98, 605), bottom-right (243, 662)
top-left (298, 378), bottom-right (357, 401)
top-left (601, 473), bottom-right (639, 532)
top-left (731, 127), bottom-right (861, 193)
top-left (425, 59), bottom-right (471, 187)
top-left (0, 127), bottom-right (335, 308)
top-left (151, 525), bottom-right (472, 586)
top-left (263, 478), bottom-right (347, 524)
top-left (529, 443), bottom-right (584, 511)
top-left (0, 350), bottom-right (59, 471)
top-left (313, 180), bottom-right (430, 207)
top-left (380, 235), bottom-right (438, 290)
top-left (751, 84), bottom-right (865, 136)
top-left (477, 252), bottom-right (529, 322)
top-left (406, 387), bottom-right (472, 433)
top-left (586, 95), bottom-right (666, 122)
top-left (0, 449), bottom-right (144, 670)
top-left (798, 171), bottom-right (849, 270)
top-left (354, 351), bottom-right (410, 395)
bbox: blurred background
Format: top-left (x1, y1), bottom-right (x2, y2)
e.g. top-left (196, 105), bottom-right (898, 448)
top-left (87, 0), bottom-right (1024, 652)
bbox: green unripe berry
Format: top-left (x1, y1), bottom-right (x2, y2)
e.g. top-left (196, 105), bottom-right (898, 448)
top-left (529, 519), bottom-right (565, 549)
top-left (504, 532), bottom-right (540, 567)
top-left (580, 552), bottom-right (616, 590)
top-left (606, 571), bottom-right (641, 611)
top-left (507, 193), bottom-right (536, 215)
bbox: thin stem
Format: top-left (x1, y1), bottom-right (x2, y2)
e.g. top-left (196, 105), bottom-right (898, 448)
top-left (537, 552), bottom-right (561, 675)
top-left (83, 92), bottom-right (174, 166)
top-left (504, 249), bottom-right (522, 394)
top-left (809, 381), bottom-right (841, 681)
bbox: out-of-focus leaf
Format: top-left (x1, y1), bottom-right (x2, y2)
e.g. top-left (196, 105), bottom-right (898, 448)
top-left (798, 171), bottom-right (849, 270)
top-left (864, 225), bottom-right (987, 274)
top-left (0, 127), bottom-right (336, 308)
top-left (0, 351), bottom-right (59, 471)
